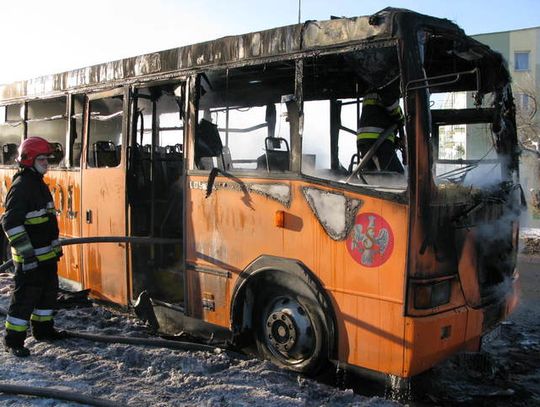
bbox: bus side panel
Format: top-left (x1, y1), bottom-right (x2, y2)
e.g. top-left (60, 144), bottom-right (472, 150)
top-left (0, 168), bottom-right (17, 214)
top-left (186, 175), bottom-right (409, 376)
top-left (403, 307), bottom-right (471, 376)
top-left (297, 189), bottom-right (408, 376)
top-left (81, 167), bottom-right (127, 304)
top-left (333, 291), bottom-right (406, 375)
top-left (0, 168), bottom-right (17, 257)
top-left (185, 176), bottom-right (285, 321)
top-left (46, 169), bottom-right (83, 287)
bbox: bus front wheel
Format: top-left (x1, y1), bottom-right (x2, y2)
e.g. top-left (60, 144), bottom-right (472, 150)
top-left (254, 285), bottom-right (328, 375)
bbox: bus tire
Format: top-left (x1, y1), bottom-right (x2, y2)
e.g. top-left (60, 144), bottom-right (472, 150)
top-left (253, 283), bottom-right (328, 375)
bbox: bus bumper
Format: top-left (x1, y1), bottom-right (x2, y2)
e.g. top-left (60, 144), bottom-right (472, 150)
top-left (402, 270), bottom-right (520, 377)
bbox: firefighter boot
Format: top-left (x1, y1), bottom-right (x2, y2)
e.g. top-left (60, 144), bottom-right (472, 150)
top-left (4, 330), bottom-right (30, 357)
top-left (31, 320), bottom-right (68, 341)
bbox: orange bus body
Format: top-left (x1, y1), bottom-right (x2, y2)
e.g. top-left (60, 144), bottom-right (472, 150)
top-left (0, 8), bottom-right (521, 379)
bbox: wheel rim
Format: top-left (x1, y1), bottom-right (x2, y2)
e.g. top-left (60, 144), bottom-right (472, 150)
top-left (263, 296), bottom-right (316, 365)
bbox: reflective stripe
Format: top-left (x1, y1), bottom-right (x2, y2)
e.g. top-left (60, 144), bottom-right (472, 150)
top-left (385, 100), bottom-right (400, 111)
top-left (7, 231), bottom-right (27, 243)
top-left (30, 314), bottom-right (53, 322)
top-left (11, 250), bottom-right (35, 262)
top-left (24, 216), bottom-right (50, 225)
top-left (34, 245), bottom-right (53, 256)
top-left (362, 98), bottom-right (381, 106)
top-left (33, 309), bottom-right (54, 316)
top-left (358, 126), bottom-right (385, 134)
top-left (5, 315), bottom-right (29, 333)
top-left (5, 321), bottom-right (28, 332)
top-left (5, 225), bottom-right (26, 237)
top-left (6, 315), bottom-right (28, 326)
top-left (11, 240), bottom-right (33, 256)
top-left (26, 208), bottom-right (47, 219)
top-left (13, 244), bottom-right (56, 264)
top-left (357, 132), bottom-right (382, 140)
top-left (31, 309), bottom-right (54, 322)
top-left (22, 261), bottom-right (38, 271)
top-left (36, 251), bottom-right (57, 262)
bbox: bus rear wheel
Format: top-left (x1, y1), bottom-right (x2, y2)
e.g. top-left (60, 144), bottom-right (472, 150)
top-left (254, 285), bottom-right (327, 375)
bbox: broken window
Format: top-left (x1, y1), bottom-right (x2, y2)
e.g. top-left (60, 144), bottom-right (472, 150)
top-left (0, 104), bottom-right (23, 165)
top-left (71, 95), bottom-right (85, 167)
top-left (87, 96), bottom-right (123, 168)
top-left (132, 84), bottom-right (184, 205)
top-left (432, 120), bottom-right (502, 186)
top-left (423, 32), bottom-right (512, 190)
top-left (27, 97), bottom-right (67, 167)
top-left (196, 62), bottom-right (295, 172)
top-left (129, 83), bottom-right (184, 305)
top-left (301, 48), bottom-right (407, 191)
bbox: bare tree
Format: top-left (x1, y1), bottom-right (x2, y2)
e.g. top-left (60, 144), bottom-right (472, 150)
top-left (513, 73), bottom-right (540, 157)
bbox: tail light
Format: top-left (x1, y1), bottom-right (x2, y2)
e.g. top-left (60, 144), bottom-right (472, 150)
top-left (414, 280), bottom-right (452, 309)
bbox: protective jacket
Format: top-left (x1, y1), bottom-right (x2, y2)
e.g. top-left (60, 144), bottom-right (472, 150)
top-left (357, 93), bottom-right (404, 143)
top-left (3, 167), bottom-right (61, 269)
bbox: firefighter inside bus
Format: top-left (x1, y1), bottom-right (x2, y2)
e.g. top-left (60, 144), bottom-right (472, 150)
top-left (356, 85), bottom-right (405, 174)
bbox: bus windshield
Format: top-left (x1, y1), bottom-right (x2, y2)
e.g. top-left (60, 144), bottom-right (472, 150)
top-left (301, 46), bottom-right (408, 193)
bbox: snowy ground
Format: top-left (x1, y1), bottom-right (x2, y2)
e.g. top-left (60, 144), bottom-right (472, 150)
top-left (0, 231), bottom-right (538, 406)
top-left (0, 271), bottom-right (399, 407)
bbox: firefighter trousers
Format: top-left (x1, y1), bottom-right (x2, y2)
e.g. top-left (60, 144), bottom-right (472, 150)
top-left (7, 261), bottom-right (59, 323)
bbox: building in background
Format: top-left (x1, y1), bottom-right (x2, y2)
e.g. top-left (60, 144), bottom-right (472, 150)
top-left (436, 27), bottom-right (540, 227)
top-left (473, 27), bottom-right (540, 227)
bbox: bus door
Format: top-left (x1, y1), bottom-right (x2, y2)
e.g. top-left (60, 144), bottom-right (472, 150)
top-left (128, 83), bottom-right (185, 307)
top-left (81, 88), bottom-right (128, 304)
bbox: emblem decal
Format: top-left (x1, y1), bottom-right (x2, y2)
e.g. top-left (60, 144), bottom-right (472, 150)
top-left (347, 213), bottom-right (394, 267)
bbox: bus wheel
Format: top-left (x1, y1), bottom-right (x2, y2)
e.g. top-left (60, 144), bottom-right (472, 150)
top-left (254, 286), bottom-right (327, 375)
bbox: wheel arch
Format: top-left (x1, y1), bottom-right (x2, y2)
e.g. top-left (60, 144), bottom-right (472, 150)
top-left (230, 255), bottom-right (338, 361)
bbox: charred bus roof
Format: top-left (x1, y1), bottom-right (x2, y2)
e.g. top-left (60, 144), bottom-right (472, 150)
top-left (0, 7), bottom-right (510, 102)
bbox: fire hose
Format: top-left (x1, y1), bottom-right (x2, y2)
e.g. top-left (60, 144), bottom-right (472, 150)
top-left (0, 236), bottom-right (182, 273)
top-left (0, 235), bottom-right (248, 406)
top-left (0, 383), bottom-right (121, 407)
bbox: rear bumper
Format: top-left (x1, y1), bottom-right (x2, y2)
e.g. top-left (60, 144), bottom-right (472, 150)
top-left (402, 270), bottom-right (519, 377)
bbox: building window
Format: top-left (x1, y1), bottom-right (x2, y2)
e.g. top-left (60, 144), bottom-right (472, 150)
top-left (514, 51), bottom-right (530, 71)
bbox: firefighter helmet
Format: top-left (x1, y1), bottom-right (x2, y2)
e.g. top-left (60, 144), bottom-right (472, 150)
top-left (17, 137), bottom-right (53, 167)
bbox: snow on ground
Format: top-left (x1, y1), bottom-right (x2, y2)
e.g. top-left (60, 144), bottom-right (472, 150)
top-left (520, 228), bottom-right (540, 256)
top-left (1, 232), bottom-right (539, 406)
top-left (0, 272), bottom-right (399, 407)
top-left (521, 228), bottom-right (540, 238)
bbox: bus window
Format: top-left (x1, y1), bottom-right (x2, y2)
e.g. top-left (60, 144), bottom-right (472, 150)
top-left (71, 95), bottom-right (85, 167)
top-left (197, 62), bottom-right (295, 172)
top-left (302, 48), bottom-right (407, 191)
top-left (87, 96), bottom-right (123, 168)
top-left (27, 97), bottom-right (67, 167)
top-left (0, 104), bottom-right (24, 166)
top-left (430, 91), bottom-right (504, 188)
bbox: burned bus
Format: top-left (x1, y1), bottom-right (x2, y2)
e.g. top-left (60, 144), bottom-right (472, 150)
top-left (0, 8), bottom-right (522, 379)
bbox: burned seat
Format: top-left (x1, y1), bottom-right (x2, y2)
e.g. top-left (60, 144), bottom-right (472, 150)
top-left (257, 137), bottom-right (290, 171)
top-left (92, 141), bottom-right (119, 167)
top-left (195, 118), bottom-right (223, 170)
top-left (2, 143), bottom-right (18, 165)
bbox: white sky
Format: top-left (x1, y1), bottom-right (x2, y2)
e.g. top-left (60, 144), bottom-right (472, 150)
top-left (1, 0), bottom-right (539, 85)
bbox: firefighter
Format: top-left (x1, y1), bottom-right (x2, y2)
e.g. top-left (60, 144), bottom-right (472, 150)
top-left (2, 137), bottom-right (66, 357)
top-left (357, 91), bottom-right (405, 173)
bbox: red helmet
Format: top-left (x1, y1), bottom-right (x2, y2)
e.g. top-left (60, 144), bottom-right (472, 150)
top-left (17, 137), bottom-right (53, 167)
